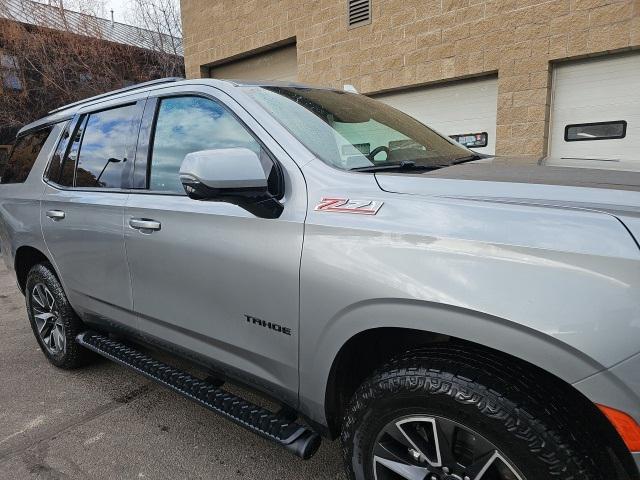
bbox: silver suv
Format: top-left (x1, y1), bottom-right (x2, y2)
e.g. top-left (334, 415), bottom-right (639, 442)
top-left (1, 78), bottom-right (639, 480)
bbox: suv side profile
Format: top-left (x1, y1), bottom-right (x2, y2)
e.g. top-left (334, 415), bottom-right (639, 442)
top-left (1, 77), bottom-right (639, 480)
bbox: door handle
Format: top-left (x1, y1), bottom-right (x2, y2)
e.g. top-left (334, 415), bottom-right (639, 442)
top-left (129, 218), bottom-right (161, 232)
top-left (45, 210), bottom-right (65, 220)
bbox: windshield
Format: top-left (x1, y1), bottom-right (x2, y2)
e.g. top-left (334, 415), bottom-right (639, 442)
top-left (243, 86), bottom-right (473, 171)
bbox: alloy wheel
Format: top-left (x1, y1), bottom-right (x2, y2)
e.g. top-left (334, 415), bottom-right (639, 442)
top-left (373, 415), bottom-right (524, 480)
top-left (31, 283), bottom-right (66, 355)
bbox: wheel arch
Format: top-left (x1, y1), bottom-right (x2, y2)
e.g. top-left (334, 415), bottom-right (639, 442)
top-left (14, 245), bottom-right (57, 294)
top-left (313, 300), bottom-right (604, 432)
top-left (322, 320), bottom-right (601, 435)
top-left (322, 324), bottom-right (638, 477)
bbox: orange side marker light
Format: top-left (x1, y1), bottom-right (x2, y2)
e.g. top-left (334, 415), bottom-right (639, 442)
top-left (597, 404), bottom-right (640, 452)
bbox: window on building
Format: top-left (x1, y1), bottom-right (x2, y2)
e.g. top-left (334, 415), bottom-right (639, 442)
top-left (78, 72), bottom-right (93, 83)
top-left (148, 96), bottom-right (271, 193)
top-left (74, 105), bottom-right (136, 188)
top-left (450, 132), bottom-right (488, 148)
top-left (0, 146), bottom-right (9, 166)
top-left (1, 127), bottom-right (53, 184)
top-left (564, 121), bottom-right (627, 141)
top-left (1, 54), bottom-right (23, 91)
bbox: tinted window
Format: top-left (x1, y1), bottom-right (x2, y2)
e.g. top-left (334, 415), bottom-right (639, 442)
top-left (1, 127), bottom-right (53, 184)
top-left (45, 122), bottom-right (70, 183)
top-left (75, 104), bottom-right (135, 188)
top-left (565, 121), bottom-right (626, 141)
top-left (58, 117), bottom-right (88, 187)
top-left (149, 96), bottom-right (265, 193)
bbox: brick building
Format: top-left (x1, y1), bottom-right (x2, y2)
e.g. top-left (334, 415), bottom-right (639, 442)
top-left (180, 0), bottom-right (640, 169)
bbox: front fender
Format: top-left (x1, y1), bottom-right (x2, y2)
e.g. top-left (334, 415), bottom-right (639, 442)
top-left (298, 299), bottom-right (605, 426)
top-left (298, 186), bottom-right (640, 428)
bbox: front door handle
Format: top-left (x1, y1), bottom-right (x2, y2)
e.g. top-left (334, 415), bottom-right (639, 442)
top-left (45, 210), bottom-right (65, 220)
top-left (129, 218), bottom-right (161, 232)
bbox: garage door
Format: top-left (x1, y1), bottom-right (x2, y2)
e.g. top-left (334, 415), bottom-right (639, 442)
top-left (373, 77), bottom-right (498, 155)
top-left (547, 53), bottom-right (640, 171)
top-left (209, 44), bottom-right (297, 82)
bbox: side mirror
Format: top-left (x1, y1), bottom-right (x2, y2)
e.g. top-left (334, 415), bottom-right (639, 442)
top-left (179, 148), bottom-right (283, 218)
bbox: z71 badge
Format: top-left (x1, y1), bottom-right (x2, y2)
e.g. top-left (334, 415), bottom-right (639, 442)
top-left (314, 197), bottom-right (383, 215)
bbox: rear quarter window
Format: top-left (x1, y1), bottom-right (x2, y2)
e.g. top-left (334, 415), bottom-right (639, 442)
top-left (1, 127), bottom-right (53, 184)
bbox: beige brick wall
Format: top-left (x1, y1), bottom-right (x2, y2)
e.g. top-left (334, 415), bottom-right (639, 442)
top-left (181, 0), bottom-right (640, 158)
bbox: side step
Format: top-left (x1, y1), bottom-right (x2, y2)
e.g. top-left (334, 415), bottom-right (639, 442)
top-left (77, 331), bottom-right (321, 459)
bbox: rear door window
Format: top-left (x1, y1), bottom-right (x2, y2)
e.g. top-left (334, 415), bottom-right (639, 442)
top-left (74, 104), bottom-right (137, 188)
top-left (1, 127), bottom-right (53, 184)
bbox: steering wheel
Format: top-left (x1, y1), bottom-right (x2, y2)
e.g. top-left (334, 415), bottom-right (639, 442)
top-left (368, 145), bottom-right (390, 161)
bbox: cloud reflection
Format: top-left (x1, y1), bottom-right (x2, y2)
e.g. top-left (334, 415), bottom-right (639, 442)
top-left (76, 105), bottom-right (134, 188)
top-left (150, 97), bottom-right (259, 192)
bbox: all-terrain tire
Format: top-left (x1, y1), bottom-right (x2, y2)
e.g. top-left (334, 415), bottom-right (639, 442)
top-left (25, 263), bottom-right (93, 369)
top-left (341, 343), bottom-right (612, 480)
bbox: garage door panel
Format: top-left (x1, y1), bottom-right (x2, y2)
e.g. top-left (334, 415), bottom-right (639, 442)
top-left (373, 77), bottom-right (498, 155)
top-left (548, 53), bottom-right (640, 170)
top-left (209, 45), bottom-right (297, 82)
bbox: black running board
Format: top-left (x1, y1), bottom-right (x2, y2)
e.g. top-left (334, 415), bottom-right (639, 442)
top-left (77, 331), bottom-right (321, 459)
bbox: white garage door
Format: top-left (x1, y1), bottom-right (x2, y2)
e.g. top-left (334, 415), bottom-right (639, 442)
top-left (547, 53), bottom-right (640, 171)
top-left (373, 77), bottom-right (498, 155)
top-left (209, 44), bottom-right (297, 82)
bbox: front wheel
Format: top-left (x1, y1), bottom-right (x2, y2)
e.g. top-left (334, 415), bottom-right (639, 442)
top-left (25, 263), bottom-right (93, 369)
top-left (341, 345), bottom-right (609, 480)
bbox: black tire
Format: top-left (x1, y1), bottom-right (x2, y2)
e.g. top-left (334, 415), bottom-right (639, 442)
top-left (341, 344), bottom-right (610, 480)
top-left (25, 263), bottom-right (92, 369)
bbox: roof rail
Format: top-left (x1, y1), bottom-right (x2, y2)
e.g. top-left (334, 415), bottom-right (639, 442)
top-left (48, 77), bottom-right (184, 114)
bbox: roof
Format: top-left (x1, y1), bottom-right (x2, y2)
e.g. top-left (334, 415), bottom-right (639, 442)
top-left (18, 78), bottom-right (340, 135)
top-left (18, 78), bottom-right (217, 133)
top-left (0, 0), bottom-right (183, 56)
top-left (228, 79), bottom-right (338, 90)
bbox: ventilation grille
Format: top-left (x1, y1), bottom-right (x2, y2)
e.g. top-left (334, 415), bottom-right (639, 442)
top-left (348, 0), bottom-right (371, 28)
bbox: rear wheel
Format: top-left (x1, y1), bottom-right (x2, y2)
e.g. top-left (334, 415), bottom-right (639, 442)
top-left (25, 263), bottom-right (92, 369)
top-left (341, 345), bottom-right (609, 480)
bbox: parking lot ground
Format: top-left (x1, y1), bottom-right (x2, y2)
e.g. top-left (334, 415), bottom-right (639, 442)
top-left (0, 263), bottom-right (345, 479)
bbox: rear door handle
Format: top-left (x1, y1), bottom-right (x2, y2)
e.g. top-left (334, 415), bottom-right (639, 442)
top-left (129, 218), bottom-right (161, 232)
top-left (45, 210), bottom-right (65, 220)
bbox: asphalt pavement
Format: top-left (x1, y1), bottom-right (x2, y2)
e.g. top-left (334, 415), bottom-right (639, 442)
top-left (0, 262), bottom-right (345, 479)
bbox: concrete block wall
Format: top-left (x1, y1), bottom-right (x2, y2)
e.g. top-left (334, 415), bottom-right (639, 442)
top-left (181, 0), bottom-right (640, 158)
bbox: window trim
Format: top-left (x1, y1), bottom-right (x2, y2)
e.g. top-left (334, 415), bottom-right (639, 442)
top-left (70, 115), bottom-right (89, 187)
top-left (564, 120), bottom-right (627, 142)
top-left (44, 100), bottom-right (145, 191)
top-left (133, 96), bottom-right (158, 189)
top-left (135, 92), bottom-right (285, 199)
